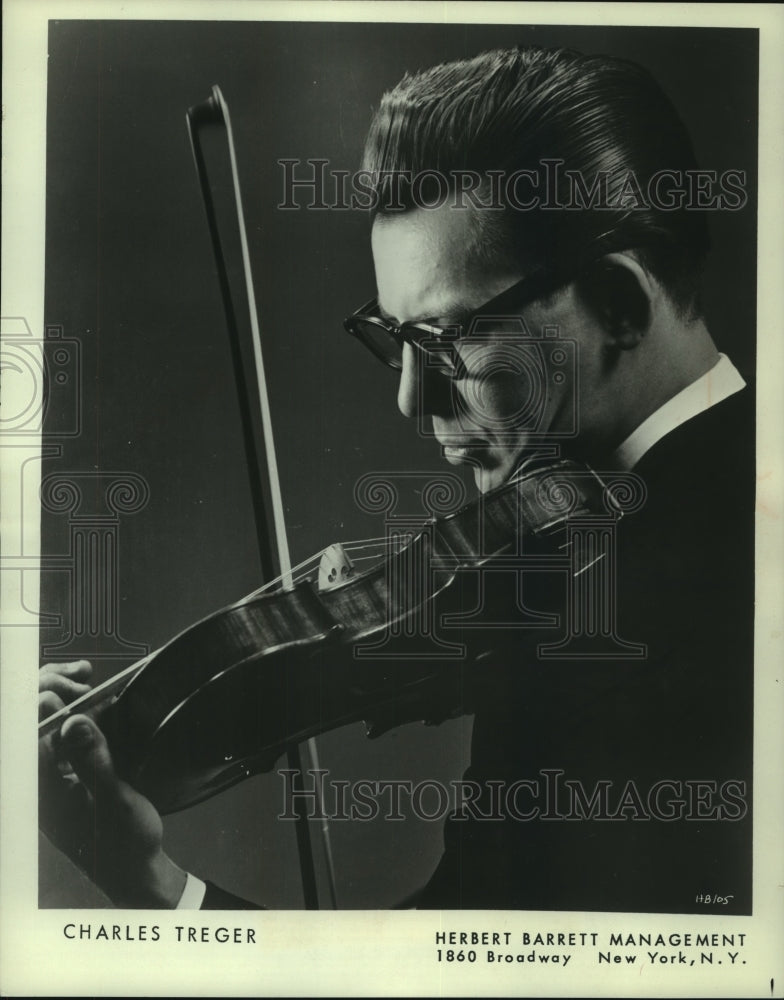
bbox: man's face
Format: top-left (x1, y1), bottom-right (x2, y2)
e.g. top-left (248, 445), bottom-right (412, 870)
top-left (371, 204), bottom-right (597, 493)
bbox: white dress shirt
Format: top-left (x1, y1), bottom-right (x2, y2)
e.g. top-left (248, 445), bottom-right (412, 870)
top-left (177, 871), bottom-right (207, 909)
top-left (612, 354), bottom-right (746, 470)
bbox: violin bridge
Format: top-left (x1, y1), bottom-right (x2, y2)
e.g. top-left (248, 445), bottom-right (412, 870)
top-left (318, 543), bottom-right (356, 592)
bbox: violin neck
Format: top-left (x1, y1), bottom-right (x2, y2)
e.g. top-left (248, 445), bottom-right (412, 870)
top-left (38, 658), bottom-right (149, 741)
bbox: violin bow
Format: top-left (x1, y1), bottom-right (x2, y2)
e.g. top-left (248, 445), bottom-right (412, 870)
top-left (186, 85), bottom-right (337, 910)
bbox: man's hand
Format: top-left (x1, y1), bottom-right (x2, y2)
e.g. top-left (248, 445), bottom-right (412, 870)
top-left (39, 661), bottom-right (187, 908)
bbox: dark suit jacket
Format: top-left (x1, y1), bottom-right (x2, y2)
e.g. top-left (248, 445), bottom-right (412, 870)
top-left (200, 389), bottom-right (754, 912)
top-left (417, 388), bottom-right (754, 912)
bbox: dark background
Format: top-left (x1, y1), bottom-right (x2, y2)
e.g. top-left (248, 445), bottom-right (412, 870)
top-left (39, 19), bottom-right (758, 908)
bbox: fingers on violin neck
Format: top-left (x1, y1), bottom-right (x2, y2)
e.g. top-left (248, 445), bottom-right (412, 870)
top-left (39, 672), bottom-right (92, 704)
top-left (40, 660), bottom-right (94, 681)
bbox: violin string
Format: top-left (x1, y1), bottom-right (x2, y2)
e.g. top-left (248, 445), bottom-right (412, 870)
top-left (237, 535), bottom-right (396, 599)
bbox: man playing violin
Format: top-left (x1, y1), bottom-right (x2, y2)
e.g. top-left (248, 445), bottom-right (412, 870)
top-left (39, 45), bottom-right (754, 910)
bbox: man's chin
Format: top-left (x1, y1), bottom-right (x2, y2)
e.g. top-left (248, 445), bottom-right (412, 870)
top-left (473, 453), bottom-right (531, 494)
top-left (474, 465), bottom-right (506, 494)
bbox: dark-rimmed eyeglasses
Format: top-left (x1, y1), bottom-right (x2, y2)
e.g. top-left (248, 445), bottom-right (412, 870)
top-left (343, 266), bottom-right (571, 380)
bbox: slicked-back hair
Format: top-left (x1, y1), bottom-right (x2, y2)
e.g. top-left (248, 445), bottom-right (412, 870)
top-left (362, 46), bottom-right (711, 317)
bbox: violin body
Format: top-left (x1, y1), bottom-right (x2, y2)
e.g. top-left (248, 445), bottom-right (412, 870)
top-left (99, 458), bottom-right (616, 814)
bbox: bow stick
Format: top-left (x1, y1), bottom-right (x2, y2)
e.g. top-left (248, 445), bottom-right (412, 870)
top-left (186, 85), bottom-right (337, 909)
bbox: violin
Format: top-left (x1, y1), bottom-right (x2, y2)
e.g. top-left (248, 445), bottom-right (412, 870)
top-left (39, 455), bottom-right (615, 815)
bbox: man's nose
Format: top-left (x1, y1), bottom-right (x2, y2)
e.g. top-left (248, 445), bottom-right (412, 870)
top-left (397, 342), bottom-right (456, 420)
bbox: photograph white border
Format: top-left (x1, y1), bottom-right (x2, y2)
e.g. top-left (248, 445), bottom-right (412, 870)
top-left (2, 2), bottom-right (782, 996)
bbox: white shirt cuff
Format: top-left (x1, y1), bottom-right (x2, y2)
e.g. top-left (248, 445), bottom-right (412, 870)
top-left (176, 872), bottom-right (207, 909)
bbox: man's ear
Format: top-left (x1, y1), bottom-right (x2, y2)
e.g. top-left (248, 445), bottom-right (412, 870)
top-left (577, 253), bottom-right (656, 350)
